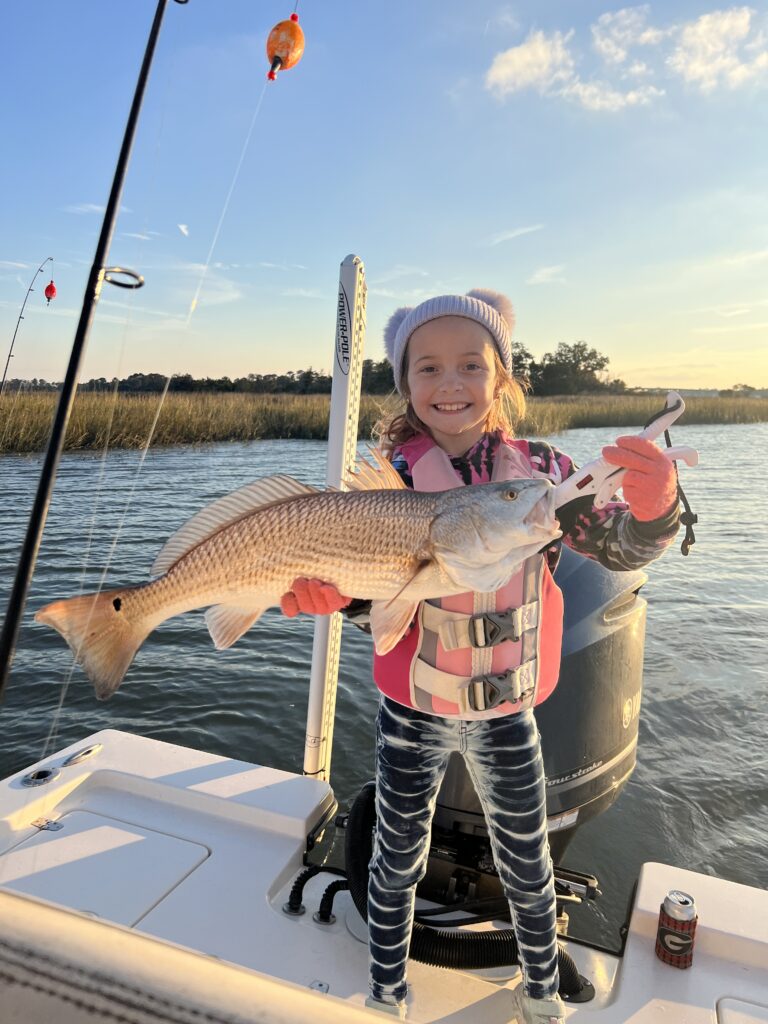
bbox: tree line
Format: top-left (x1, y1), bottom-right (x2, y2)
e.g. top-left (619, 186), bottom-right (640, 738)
top-left (5, 341), bottom-right (636, 397)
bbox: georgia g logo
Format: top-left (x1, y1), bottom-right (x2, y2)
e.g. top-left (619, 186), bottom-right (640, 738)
top-left (658, 927), bottom-right (693, 954)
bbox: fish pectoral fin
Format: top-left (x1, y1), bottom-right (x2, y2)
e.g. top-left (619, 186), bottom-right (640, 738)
top-left (369, 599), bottom-right (419, 655)
top-left (205, 603), bottom-right (268, 650)
top-left (433, 546), bottom-right (522, 593)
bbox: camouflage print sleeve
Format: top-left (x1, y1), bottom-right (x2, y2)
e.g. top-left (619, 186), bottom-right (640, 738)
top-left (527, 440), bottom-right (680, 571)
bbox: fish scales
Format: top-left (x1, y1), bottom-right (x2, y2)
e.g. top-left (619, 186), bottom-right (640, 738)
top-left (169, 488), bottom-right (438, 596)
top-left (35, 474), bottom-right (561, 699)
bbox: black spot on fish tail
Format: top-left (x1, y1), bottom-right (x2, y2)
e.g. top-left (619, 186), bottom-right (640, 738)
top-left (113, 597), bottom-right (122, 611)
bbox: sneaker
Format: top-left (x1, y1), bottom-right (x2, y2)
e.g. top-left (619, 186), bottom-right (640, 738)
top-left (365, 995), bottom-right (407, 1019)
top-left (517, 991), bottom-right (566, 1024)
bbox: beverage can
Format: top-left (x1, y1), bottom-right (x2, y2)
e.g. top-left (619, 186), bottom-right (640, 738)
top-left (655, 890), bottom-right (697, 968)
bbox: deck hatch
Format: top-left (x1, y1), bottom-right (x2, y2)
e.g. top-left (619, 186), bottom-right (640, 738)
top-left (1, 809), bottom-right (208, 926)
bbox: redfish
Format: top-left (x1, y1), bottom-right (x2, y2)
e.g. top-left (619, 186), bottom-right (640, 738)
top-left (35, 457), bottom-right (560, 700)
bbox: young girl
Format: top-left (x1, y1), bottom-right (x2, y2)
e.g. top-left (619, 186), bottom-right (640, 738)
top-left (281, 290), bottom-right (680, 1024)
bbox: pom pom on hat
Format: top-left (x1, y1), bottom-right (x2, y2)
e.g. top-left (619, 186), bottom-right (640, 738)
top-left (385, 289), bottom-right (515, 394)
top-left (465, 289), bottom-right (515, 333)
top-left (384, 306), bottom-right (412, 368)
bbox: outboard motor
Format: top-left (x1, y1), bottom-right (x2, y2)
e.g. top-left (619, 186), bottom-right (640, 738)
top-left (425, 546), bottom-right (647, 896)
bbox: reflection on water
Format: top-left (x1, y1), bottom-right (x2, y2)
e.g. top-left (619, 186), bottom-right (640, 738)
top-left (1, 422), bottom-right (766, 945)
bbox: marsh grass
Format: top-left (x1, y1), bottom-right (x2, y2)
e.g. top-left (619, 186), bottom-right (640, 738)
top-left (1, 391), bottom-right (766, 453)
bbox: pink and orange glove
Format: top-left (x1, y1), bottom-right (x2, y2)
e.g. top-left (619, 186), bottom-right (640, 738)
top-left (601, 436), bottom-right (678, 522)
top-left (280, 577), bottom-right (351, 618)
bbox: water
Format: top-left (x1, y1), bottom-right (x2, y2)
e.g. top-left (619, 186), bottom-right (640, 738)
top-left (1, 423), bottom-right (766, 948)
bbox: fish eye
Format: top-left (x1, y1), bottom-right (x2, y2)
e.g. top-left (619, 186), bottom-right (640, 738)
top-left (503, 488), bottom-right (518, 501)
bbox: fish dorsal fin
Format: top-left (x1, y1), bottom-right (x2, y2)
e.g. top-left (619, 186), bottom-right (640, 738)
top-left (152, 475), bottom-right (318, 575)
top-left (343, 446), bottom-right (408, 492)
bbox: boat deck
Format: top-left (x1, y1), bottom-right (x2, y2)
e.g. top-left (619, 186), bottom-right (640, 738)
top-left (0, 730), bottom-right (766, 1023)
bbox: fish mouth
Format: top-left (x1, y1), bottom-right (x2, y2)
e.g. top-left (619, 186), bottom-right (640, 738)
top-left (523, 487), bottom-right (560, 536)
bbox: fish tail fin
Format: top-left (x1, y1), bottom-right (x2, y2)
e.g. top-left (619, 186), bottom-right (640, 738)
top-left (35, 588), bottom-right (152, 700)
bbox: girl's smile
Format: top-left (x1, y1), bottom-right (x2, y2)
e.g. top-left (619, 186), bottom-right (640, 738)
top-left (405, 316), bottom-right (498, 455)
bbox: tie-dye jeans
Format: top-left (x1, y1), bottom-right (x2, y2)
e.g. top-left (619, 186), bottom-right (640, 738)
top-left (368, 696), bottom-right (559, 1006)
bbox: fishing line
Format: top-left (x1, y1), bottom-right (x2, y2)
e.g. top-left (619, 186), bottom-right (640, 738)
top-left (41, 378), bottom-right (172, 760)
top-left (38, 321), bottom-right (140, 759)
top-left (1, 20), bottom-right (283, 894)
top-left (36, 54), bottom-right (180, 759)
top-left (69, 53), bottom-right (177, 589)
top-left (37, 61), bottom-right (273, 759)
top-left (184, 78), bottom-right (269, 325)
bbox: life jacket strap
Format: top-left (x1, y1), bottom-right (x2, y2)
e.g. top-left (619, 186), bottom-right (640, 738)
top-left (412, 658), bottom-right (537, 714)
top-left (421, 601), bottom-right (539, 651)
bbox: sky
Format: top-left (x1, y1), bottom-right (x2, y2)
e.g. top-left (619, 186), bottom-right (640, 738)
top-left (1, 1), bottom-right (767, 390)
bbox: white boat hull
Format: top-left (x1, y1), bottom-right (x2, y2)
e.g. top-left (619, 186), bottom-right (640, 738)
top-left (0, 730), bottom-right (766, 1023)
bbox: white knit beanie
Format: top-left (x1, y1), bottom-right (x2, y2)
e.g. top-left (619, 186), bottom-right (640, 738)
top-left (383, 288), bottom-right (515, 394)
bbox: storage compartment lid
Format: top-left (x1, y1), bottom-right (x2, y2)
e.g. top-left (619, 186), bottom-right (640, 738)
top-left (0, 809), bottom-right (208, 926)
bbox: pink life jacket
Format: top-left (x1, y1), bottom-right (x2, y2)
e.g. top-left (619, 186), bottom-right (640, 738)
top-left (372, 433), bottom-right (564, 720)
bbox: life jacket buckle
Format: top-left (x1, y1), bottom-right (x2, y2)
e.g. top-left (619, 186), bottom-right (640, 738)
top-left (470, 609), bottom-right (521, 648)
top-left (466, 668), bottom-right (533, 711)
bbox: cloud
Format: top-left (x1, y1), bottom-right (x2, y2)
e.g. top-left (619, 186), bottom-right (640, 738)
top-left (483, 8), bottom-right (520, 35)
top-left (562, 79), bottom-right (664, 111)
top-left (485, 6), bottom-right (768, 111)
top-left (526, 264), bottom-right (566, 285)
top-left (485, 26), bottom-right (663, 110)
top-left (371, 265), bottom-right (431, 285)
top-left (0, 260), bottom-right (30, 269)
top-left (171, 263), bottom-right (243, 311)
top-left (121, 231), bottom-right (160, 241)
top-left (692, 320), bottom-right (768, 333)
top-left (63, 203), bottom-right (106, 215)
top-left (689, 246), bottom-right (768, 273)
top-left (697, 304), bottom-right (752, 318)
top-left (64, 202), bottom-right (131, 215)
top-left (687, 296), bottom-right (768, 317)
top-left (177, 224), bottom-right (190, 237)
top-left (668, 7), bottom-right (768, 92)
top-left (592, 6), bottom-right (668, 65)
top-left (486, 30), bottom-right (575, 97)
top-left (258, 261), bottom-right (308, 271)
top-left (720, 246), bottom-right (768, 266)
top-left (281, 288), bottom-right (324, 300)
top-left (488, 224), bottom-right (543, 246)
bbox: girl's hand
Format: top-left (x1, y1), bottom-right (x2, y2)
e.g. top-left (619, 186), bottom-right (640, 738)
top-left (280, 577), bottom-right (351, 617)
top-left (601, 436), bottom-right (678, 522)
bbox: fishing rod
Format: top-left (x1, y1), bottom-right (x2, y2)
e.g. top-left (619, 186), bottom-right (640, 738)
top-left (1, 257), bottom-right (55, 395)
top-left (0, 0), bottom-right (189, 701)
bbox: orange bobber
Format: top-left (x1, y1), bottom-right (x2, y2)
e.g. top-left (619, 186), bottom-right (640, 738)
top-left (266, 13), bottom-right (305, 81)
top-left (44, 280), bottom-right (57, 305)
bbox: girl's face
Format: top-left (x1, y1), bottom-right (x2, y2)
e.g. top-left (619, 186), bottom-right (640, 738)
top-left (405, 316), bottom-right (498, 456)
